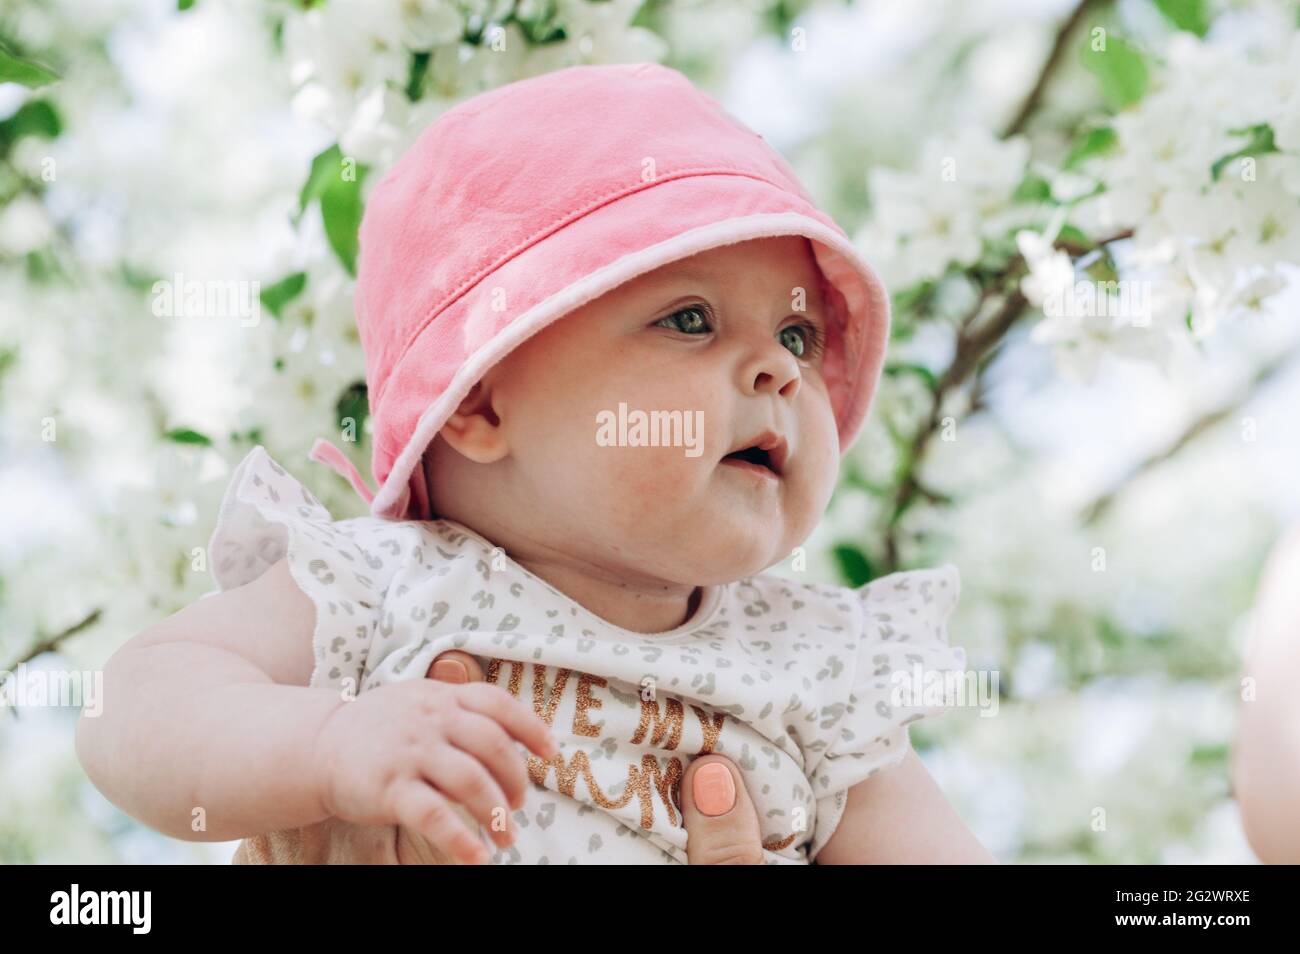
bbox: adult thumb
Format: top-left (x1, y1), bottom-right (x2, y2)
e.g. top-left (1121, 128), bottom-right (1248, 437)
top-left (424, 650), bottom-right (484, 683)
top-left (679, 754), bottom-right (765, 865)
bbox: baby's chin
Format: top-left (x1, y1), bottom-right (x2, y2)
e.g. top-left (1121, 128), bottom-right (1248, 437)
top-left (596, 507), bottom-right (806, 583)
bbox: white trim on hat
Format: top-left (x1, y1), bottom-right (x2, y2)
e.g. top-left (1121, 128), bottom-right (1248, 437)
top-left (369, 211), bottom-right (888, 519)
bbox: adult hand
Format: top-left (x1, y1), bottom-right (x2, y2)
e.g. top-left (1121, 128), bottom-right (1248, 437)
top-left (236, 651), bottom-right (772, 864)
top-left (424, 650), bottom-right (768, 865)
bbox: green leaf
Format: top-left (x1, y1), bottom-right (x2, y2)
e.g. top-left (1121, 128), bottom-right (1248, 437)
top-left (0, 44), bottom-right (58, 88)
top-left (405, 51), bottom-right (430, 101)
top-left (260, 271), bottom-right (307, 319)
top-left (761, 0), bottom-right (805, 40)
top-left (1210, 123), bottom-right (1277, 181)
top-left (119, 262), bottom-right (163, 292)
top-left (840, 461), bottom-right (890, 497)
top-left (1012, 172), bottom-right (1053, 203)
top-left (884, 361), bottom-right (939, 391)
top-left (1057, 223), bottom-right (1092, 248)
top-left (1081, 34), bottom-right (1149, 110)
top-left (228, 426), bottom-right (264, 445)
top-left (1153, 0), bottom-right (1210, 37)
top-left (891, 280), bottom-right (936, 315)
top-left (0, 99), bottom-right (61, 152)
top-left (25, 248), bottom-right (62, 282)
top-left (832, 544), bottom-right (874, 588)
top-left (515, 0), bottom-right (565, 44)
top-left (888, 318), bottom-right (917, 342)
top-left (165, 428), bottom-right (213, 447)
top-left (1064, 126), bottom-right (1118, 169)
top-left (335, 380), bottom-right (369, 437)
top-left (1097, 616), bottom-right (1126, 649)
top-left (299, 145), bottom-right (368, 275)
top-left (1083, 247), bottom-right (1119, 285)
top-left (1190, 742), bottom-right (1228, 766)
top-left (178, 0), bottom-right (196, 10)
top-left (298, 144), bottom-right (342, 218)
top-left (320, 169), bottom-right (365, 276)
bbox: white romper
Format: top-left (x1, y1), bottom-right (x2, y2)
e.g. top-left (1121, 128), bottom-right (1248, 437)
top-left (208, 446), bottom-right (968, 864)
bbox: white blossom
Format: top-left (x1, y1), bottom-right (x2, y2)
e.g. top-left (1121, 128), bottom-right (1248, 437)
top-left (858, 127), bottom-right (1030, 288)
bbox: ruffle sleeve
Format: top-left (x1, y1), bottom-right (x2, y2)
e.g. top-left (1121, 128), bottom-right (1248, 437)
top-left (807, 564), bottom-right (968, 861)
top-left (207, 445), bottom-right (415, 694)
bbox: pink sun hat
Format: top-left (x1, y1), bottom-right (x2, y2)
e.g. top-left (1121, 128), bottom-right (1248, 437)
top-left (308, 61), bottom-right (891, 521)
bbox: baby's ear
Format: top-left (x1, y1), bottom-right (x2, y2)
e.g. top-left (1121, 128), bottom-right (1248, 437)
top-left (437, 381), bottom-right (508, 464)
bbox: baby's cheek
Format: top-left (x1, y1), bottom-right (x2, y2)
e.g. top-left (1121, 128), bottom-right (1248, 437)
top-left (795, 431), bottom-right (838, 496)
top-left (802, 392), bottom-right (840, 470)
top-left (618, 441), bottom-right (687, 485)
top-left (597, 445), bottom-right (699, 520)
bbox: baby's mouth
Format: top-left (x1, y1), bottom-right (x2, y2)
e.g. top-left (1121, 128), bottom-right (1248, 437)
top-left (719, 430), bottom-right (788, 479)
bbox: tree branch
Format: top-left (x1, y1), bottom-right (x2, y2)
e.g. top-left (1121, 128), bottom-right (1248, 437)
top-left (1003, 0), bottom-right (1105, 138)
top-left (1, 608), bottom-right (102, 720)
top-left (879, 221), bottom-right (1138, 569)
top-left (875, 0), bottom-right (1119, 572)
top-left (1, 609), bottom-right (102, 674)
top-left (883, 289), bottom-right (1027, 570)
top-left (1081, 350), bottom-right (1298, 525)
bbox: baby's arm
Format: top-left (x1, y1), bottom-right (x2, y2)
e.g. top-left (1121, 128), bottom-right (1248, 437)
top-left (75, 558), bottom-right (557, 860)
top-left (813, 749), bottom-right (996, 864)
top-left (1230, 524), bottom-right (1300, 863)
top-left (76, 558), bottom-right (341, 840)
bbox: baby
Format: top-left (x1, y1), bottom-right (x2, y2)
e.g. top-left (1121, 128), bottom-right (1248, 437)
top-left (76, 62), bottom-right (990, 865)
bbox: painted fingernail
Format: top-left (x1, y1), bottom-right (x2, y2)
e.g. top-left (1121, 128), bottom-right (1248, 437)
top-left (694, 763), bottom-right (736, 817)
top-left (431, 659), bottom-right (468, 683)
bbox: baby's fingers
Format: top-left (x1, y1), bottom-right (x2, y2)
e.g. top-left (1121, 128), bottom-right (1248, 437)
top-left (454, 681), bottom-right (560, 761)
top-left (443, 710), bottom-right (533, 812)
top-left (423, 744), bottom-right (519, 850)
top-left (391, 781), bottom-right (489, 865)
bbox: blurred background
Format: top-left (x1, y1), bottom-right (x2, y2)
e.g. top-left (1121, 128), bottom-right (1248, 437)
top-left (1, 0), bottom-right (1297, 863)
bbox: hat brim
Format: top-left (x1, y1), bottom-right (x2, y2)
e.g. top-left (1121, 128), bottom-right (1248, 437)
top-left (368, 171), bottom-right (890, 519)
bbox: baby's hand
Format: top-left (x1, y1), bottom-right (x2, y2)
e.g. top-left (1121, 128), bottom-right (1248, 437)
top-left (310, 673), bottom-right (559, 865)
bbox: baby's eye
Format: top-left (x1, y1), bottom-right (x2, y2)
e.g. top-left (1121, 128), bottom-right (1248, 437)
top-left (778, 321), bottom-right (827, 361)
top-left (653, 306), bottom-right (712, 335)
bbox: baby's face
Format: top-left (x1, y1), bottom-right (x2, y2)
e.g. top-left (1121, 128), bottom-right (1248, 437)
top-left (432, 235), bottom-right (841, 585)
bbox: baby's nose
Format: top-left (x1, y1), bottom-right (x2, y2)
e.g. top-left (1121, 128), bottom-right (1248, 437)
top-left (737, 335), bottom-right (803, 402)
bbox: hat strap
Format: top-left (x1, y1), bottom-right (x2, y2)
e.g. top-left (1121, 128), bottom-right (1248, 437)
top-left (308, 438), bottom-right (375, 505)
